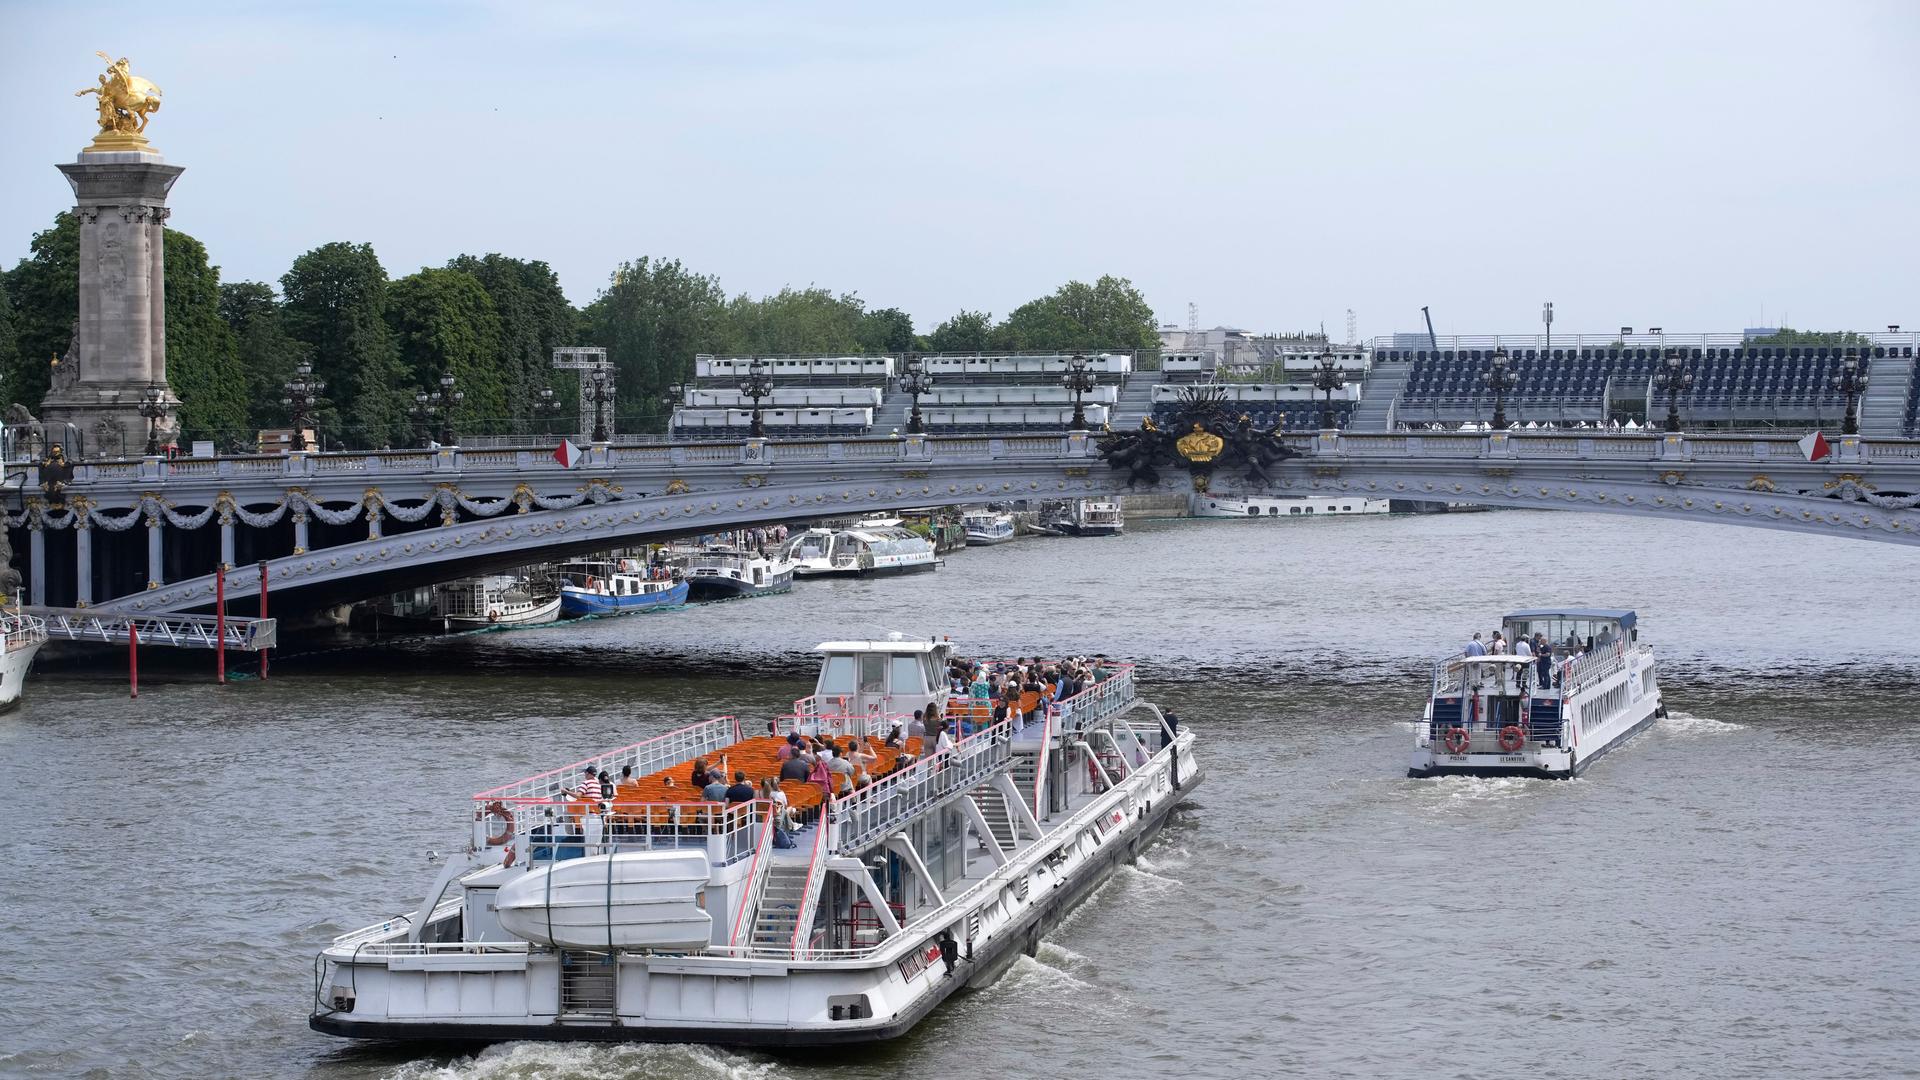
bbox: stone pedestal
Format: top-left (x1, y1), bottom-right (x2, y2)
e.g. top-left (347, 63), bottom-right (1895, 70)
top-left (39, 150), bottom-right (184, 459)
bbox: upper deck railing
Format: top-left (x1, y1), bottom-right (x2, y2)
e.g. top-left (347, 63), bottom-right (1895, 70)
top-left (831, 719), bottom-right (1013, 852)
top-left (472, 715), bottom-right (741, 804)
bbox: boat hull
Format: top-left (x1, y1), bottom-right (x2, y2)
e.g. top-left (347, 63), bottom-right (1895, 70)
top-left (1408, 702), bottom-right (1662, 779)
top-left (1057, 523), bottom-right (1122, 537)
top-left (310, 763), bottom-right (1202, 1047)
top-left (559, 581), bottom-right (689, 617)
top-left (0, 640), bottom-right (43, 712)
top-left (963, 532), bottom-right (1014, 546)
top-left (444, 596), bottom-right (562, 630)
top-left (684, 570), bottom-right (794, 601)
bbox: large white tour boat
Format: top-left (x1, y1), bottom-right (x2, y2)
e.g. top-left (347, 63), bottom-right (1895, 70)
top-left (1191, 493), bottom-right (1390, 518)
top-left (782, 526), bottom-right (939, 578)
top-left (1409, 608), bottom-right (1663, 779)
top-left (310, 637), bottom-right (1200, 1046)
top-left (0, 611), bottom-right (47, 711)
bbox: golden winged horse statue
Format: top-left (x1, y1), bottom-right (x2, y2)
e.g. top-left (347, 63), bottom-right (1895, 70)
top-left (75, 52), bottom-right (162, 149)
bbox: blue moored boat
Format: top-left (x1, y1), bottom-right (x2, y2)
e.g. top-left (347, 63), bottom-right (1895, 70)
top-left (557, 559), bottom-right (689, 617)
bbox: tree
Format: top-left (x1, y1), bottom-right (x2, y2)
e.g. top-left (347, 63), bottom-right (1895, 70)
top-left (583, 257), bottom-right (727, 424)
top-left (1745, 328), bottom-right (1873, 347)
top-left (924, 309), bottom-right (994, 354)
top-left (281, 242), bottom-right (407, 447)
top-left (219, 281), bottom-right (312, 434)
top-left (716, 287), bottom-right (869, 356)
top-left (2, 211), bottom-right (80, 410)
top-left (994, 275), bottom-right (1158, 351)
top-left (0, 280), bottom-right (18, 405)
top-left (446, 253), bottom-right (579, 417)
top-left (385, 268), bottom-right (508, 435)
top-left (162, 229), bottom-right (246, 446)
top-left (857, 307), bottom-right (915, 354)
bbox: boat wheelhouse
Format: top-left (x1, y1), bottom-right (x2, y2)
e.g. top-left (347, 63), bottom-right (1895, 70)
top-left (782, 527), bottom-right (938, 578)
top-left (1409, 608), bottom-right (1663, 779)
top-left (438, 574), bottom-right (562, 629)
top-left (960, 510), bottom-right (1016, 546)
top-left (310, 639), bottom-right (1200, 1046)
top-left (557, 559), bottom-right (689, 617)
top-left (680, 549), bottom-right (796, 601)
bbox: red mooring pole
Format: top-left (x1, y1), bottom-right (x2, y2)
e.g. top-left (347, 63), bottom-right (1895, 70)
top-left (128, 618), bottom-right (139, 698)
top-left (215, 564), bottom-right (227, 685)
top-left (257, 560), bottom-right (269, 681)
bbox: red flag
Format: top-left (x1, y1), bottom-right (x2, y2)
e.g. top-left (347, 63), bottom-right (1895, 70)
top-left (553, 440), bottom-right (582, 467)
top-left (1798, 431), bottom-right (1830, 462)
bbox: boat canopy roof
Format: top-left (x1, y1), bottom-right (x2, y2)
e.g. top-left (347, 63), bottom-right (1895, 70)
top-left (814, 639), bottom-right (946, 654)
top-left (1505, 608), bottom-right (1636, 629)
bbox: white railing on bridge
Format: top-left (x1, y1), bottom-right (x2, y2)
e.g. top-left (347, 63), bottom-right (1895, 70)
top-left (27, 608), bottom-right (276, 650)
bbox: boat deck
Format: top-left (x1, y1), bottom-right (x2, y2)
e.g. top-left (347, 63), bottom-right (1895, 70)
top-left (600, 734), bottom-right (926, 821)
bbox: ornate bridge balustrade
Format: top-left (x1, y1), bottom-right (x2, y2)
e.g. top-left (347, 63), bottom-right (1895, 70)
top-left (10, 428), bottom-right (1920, 618)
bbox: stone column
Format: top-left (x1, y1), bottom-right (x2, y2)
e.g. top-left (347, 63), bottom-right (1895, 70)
top-left (74, 519), bottom-right (92, 607)
top-left (292, 509), bottom-right (309, 555)
top-left (218, 507), bottom-right (235, 571)
top-left (28, 520), bottom-right (45, 607)
top-left (41, 151), bottom-right (185, 457)
top-left (146, 509), bottom-right (163, 588)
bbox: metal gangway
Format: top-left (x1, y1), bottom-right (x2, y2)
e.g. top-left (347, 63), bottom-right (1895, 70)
top-left (23, 607), bottom-right (277, 651)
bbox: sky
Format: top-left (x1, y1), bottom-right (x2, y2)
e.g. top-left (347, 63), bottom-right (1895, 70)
top-left (2, 0), bottom-right (1916, 341)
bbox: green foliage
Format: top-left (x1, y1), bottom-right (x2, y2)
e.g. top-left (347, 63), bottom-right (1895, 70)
top-left (716, 287), bottom-right (871, 356)
top-left (220, 280), bottom-right (312, 434)
top-left (583, 257), bottom-right (727, 424)
top-left (0, 280), bottom-right (17, 404)
top-left (161, 229), bottom-right (246, 445)
top-left (2, 211), bottom-right (80, 410)
top-left (1744, 328), bottom-right (1873, 347)
top-left (924, 309), bottom-right (994, 353)
top-left (446, 253), bottom-right (579, 418)
top-left (994, 276), bottom-right (1158, 351)
top-left (281, 242), bottom-right (408, 447)
top-left (857, 307), bottom-right (915, 354)
top-left (385, 268), bottom-right (508, 432)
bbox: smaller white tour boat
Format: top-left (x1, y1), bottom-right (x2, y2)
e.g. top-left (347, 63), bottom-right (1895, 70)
top-left (1409, 608), bottom-right (1663, 779)
top-left (1044, 498), bottom-right (1124, 537)
top-left (960, 509), bottom-right (1016, 546)
top-left (436, 575), bottom-right (562, 629)
top-left (782, 527), bottom-right (938, 578)
top-left (0, 611), bottom-right (48, 711)
top-left (681, 548), bottom-right (796, 600)
top-left (1191, 493), bottom-right (1390, 518)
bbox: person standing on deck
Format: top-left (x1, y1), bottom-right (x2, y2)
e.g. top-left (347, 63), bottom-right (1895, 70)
top-left (1465, 633), bottom-right (1487, 657)
top-left (1534, 634), bottom-right (1554, 686)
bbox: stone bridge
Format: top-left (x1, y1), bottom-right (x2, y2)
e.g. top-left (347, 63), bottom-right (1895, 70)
top-left (12, 430), bottom-right (1920, 619)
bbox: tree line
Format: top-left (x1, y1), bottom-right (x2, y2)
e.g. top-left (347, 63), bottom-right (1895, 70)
top-left (0, 212), bottom-right (1160, 450)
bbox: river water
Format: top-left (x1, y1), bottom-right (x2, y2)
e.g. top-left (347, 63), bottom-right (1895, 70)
top-left (2, 511), bottom-right (1916, 1080)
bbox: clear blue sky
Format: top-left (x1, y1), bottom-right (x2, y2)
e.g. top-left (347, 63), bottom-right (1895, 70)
top-left (2, 1), bottom-right (1915, 339)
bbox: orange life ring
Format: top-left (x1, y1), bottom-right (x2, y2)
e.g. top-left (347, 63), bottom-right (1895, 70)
top-left (1498, 725), bottom-right (1526, 752)
top-left (487, 609), bottom-right (500, 622)
top-left (481, 800), bottom-right (515, 846)
top-left (1442, 726), bottom-right (1471, 755)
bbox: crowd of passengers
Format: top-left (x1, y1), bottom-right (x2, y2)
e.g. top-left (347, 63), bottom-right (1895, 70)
top-left (1461, 626), bottom-right (1621, 690)
top-left (521, 656), bottom-right (1116, 860)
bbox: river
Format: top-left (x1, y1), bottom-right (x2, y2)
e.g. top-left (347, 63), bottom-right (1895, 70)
top-left (2, 510), bottom-right (1916, 1080)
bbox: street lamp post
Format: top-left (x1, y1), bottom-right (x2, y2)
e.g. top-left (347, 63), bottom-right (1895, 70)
top-left (532, 385), bottom-right (561, 437)
top-left (281, 361), bottom-right (324, 451)
top-left (739, 358), bottom-right (774, 438)
top-left (583, 368), bottom-right (614, 443)
top-left (1061, 353), bottom-right (1096, 431)
top-left (1833, 349), bottom-right (1868, 436)
top-left (138, 383), bottom-right (168, 456)
top-left (899, 356), bottom-right (934, 435)
top-left (410, 372), bottom-right (464, 447)
top-left (1655, 349), bottom-right (1694, 433)
top-left (659, 381), bottom-right (687, 437)
top-left (1311, 350), bottom-right (1346, 430)
top-left (1483, 346), bottom-right (1518, 430)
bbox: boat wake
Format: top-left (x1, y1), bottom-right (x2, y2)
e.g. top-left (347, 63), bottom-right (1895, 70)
top-left (1415, 775), bottom-right (1553, 804)
top-left (382, 1040), bottom-right (780, 1080)
top-left (1658, 710), bottom-right (1745, 735)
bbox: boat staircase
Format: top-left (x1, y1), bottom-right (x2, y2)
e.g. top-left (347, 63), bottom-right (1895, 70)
top-left (558, 950), bottom-right (616, 1018)
top-left (966, 784), bottom-right (1021, 851)
top-left (746, 861), bottom-right (813, 950)
top-left (1010, 752), bottom-right (1041, 820)
top-left (1351, 360), bottom-right (1409, 432)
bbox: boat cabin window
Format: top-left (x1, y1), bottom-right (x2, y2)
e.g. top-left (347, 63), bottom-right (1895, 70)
top-left (859, 654), bottom-right (886, 694)
top-left (820, 655), bottom-right (856, 694)
top-left (889, 655), bottom-right (925, 695)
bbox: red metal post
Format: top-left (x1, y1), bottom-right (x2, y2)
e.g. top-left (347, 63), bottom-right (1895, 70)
top-left (129, 618), bottom-right (139, 699)
top-left (215, 564), bottom-right (227, 685)
top-left (258, 560), bottom-right (269, 681)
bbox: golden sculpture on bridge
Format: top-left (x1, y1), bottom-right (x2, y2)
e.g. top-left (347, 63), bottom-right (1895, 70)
top-left (75, 51), bottom-right (163, 153)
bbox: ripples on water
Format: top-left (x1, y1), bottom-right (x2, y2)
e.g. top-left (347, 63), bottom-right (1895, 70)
top-left (3, 512), bottom-right (1918, 1079)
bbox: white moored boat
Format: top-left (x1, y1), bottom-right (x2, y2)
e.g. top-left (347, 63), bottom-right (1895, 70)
top-left (0, 611), bottom-right (48, 711)
top-left (436, 574), bottom-right (562, 630)
top-left (1190, 494), bottom-right (1390, 518)
top-left (781, 526), bottom-right (938, 578)
top-left (310, 638), bottom-right (1201, 1046)
top-left (1409, 608), bottom-right (1663, 779)
top-left (960, 509), bottom-right (1016, 546)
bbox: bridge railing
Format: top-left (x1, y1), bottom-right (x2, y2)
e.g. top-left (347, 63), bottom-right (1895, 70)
top-left (1369, 331), bottom-right (1920, 350)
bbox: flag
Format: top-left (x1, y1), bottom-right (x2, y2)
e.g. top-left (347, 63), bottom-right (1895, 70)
top-left (553, 439), bottom-right (582, 468)
top-left (1798, 430), bottom-right (1830, 463)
